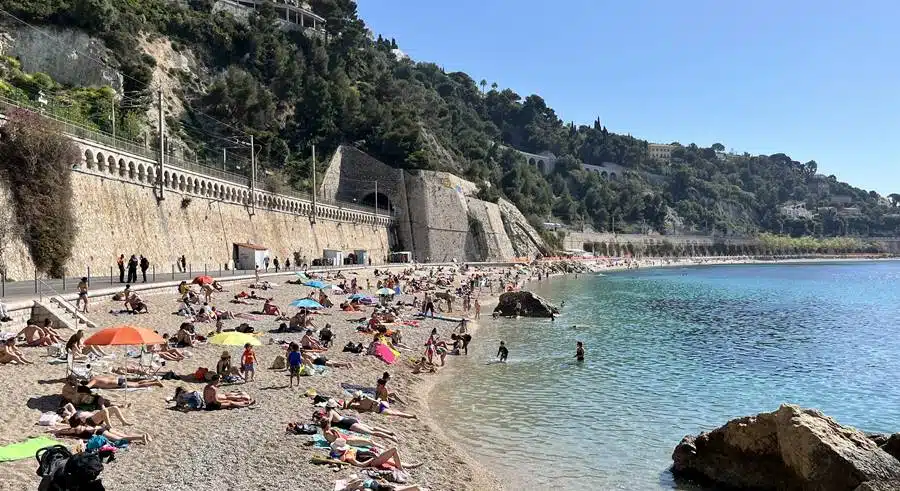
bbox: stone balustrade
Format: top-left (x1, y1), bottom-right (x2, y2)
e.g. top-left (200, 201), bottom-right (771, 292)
top-left (70, 136), bottom-right (393, 227)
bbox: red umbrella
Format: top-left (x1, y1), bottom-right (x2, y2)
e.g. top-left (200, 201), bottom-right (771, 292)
top-left (193, 275), bottom-right (214, 285)
top-left (83, 325), bottom-right (166, 346)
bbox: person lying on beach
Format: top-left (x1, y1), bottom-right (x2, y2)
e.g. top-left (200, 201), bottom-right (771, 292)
top-left (125, 293), bottom-right (149, 313)
top-left (51, 425), bottom-right (151, 444)
top-left (301, 330), bottom-right (325, 350)
top-left (319, 418), bottom-right (379, 449)
top-left (66, 330), bottom-right (108, 359)
top-left (84, 375), bottom-right (163, 390)
top-left (344, 392), bottom-right (417, 419)
top-left (411, 357), bottom-right (438, 374)
top-left (248, 290), bottom-right (263, 300)
top-left (262, 299), bottom-right (286, 318)
top-left (59, 402), bottom-right (131, 427)
top-left (0, 338), bottom-right (32, 364)
top-left (17, 323), bottom-right (61, 347)
top-left (62, 378), bottom-right (120, 409)
top-left (329, 439), bottom-right (422, 471)
top-left (318, 401), bottom-right (398, 442)
top-left (302, 352), bottom-right (351, 368)
top-left (336, 478), bottom-right (426, 491)
top-left (203, 374), bottom-right (254, 409)
top-left (212, 280), bottom-right (225, 292)
top-left (375, 375), bottom-right (406, 405)
top-left (149, 335), bottom-right (185, 361)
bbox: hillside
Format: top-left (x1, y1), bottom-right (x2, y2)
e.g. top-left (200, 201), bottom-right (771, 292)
top-left (2, 0), bottom-right (898, 240)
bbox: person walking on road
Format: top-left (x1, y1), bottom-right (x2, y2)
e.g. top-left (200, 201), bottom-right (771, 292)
top-left (127, 255), bottom-right (138, 284)
top-left (117, 255), bottom-right (125, 283)
top-left (179, 255), bottom-right (187, 273)
top-left (264, 256), bottom-right (270, 272)
top-left (273, 257), bottom-right (280, 273)
top-left (140, 256), bottom-right (150, 283)
top-left (76, 277), bottom-right (89, 313)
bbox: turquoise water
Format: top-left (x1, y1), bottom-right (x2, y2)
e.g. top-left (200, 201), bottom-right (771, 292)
top-left (430, 261), bottom-right (900, 490)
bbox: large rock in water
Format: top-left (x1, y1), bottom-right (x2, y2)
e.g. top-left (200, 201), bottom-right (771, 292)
top-left (672, 404), bottom-right (900, 490)
top-left (493, 291), bottom-right (558, 318)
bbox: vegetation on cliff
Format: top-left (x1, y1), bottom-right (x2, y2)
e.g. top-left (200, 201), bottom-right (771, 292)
top-left (0, 110), bottom-right (79, 277)
top-left (3, 0), bottom-right (898, 240)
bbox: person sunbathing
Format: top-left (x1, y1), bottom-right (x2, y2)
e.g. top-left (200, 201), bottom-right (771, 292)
top-left (212, 280), bottom-right (225, 292)
top-left (319, 418), bottom-right (379, 449)
top-left (125, 293), bottom-right (149, 313)
top-left (216, 352), bottom-right (243, 381)
top-left (319, 402), bottom-right (397, 442)
top-left (66, 330), bottom-right (108, 359)
top-left (248, 290), bottom-right (262, 300)
top-left (84, 375), bottom-right (163, 390)
top-left (175, 323), bottom-right (196, 347)
top-left (302, 352), bottom-right (351, 368)
top-left (411, 357), bottom-right (438, 374)
top-left (0, 338), bottom-right (31, 364)
top-left (202, 374), bottom-right (254, 409)
top-left (329, 439), bottom-right (421, 471)
top-left (149, 335), bottom-right (184, 361)
top-left (390, 330), bottom-right (412, 351)
top-left (375, 377), bottom-right (406, 405)
top-left (50, 425), bottom-right (150, 444)
top-left (301, 330), bottom-right (325, 351)
top-left (337, 478), bottom-right (425, 491)
top-left (262, 299), bottom-right (284, 317)
top-left (344, 392), bottom-right (417, 419)
top-left (59, 402), bottom-right (131, 427)
top-left (17, 323), bottom-right (61, 347)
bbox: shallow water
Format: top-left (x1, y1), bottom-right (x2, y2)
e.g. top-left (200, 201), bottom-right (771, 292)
top-left (430, 261), bottom-right (900, 490)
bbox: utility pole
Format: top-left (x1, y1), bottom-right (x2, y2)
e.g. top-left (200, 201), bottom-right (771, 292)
top-left (249, 134), bottom-right (255, 216)
top-left (374, 180), bottom-right (378, 217)
top-left (311, 145), bottom-right (317, 224)
top-left (223, 148), bottom-right (226, 172)
top-left (111, 91), bottom-right (116, 141)
top-left (156, 89), bottom-right (164, 200)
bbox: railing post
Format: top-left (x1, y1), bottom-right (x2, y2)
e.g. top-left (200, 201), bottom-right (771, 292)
top-left (110, 266), bottom-right (113, 285)
top-left (204, 264), bottom-right (208, 276)
top-left (171, 264), bottom-right (175, 281)
top-left (189, 264), bottom-right (192, 276)
top-left (87, 266), bottom-right (91, 287)
top-left (152, 265), bottom-right (156, 282)
top-left (1, 271), bottom-right (5, 298)
top-left (34, 268), bottom-right (38, 294)
top-left (62, 269), bottom-right (66, 291)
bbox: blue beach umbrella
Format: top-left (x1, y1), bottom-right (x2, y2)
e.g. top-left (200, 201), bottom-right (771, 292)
top-left (376, 288), bottom-right (395, 296)
top-left (349, 293), bottom-right (368, 300)
top-left (303, 280), bottom-right (330, 289)
top-left (290, 298), bottom-right (324, 309)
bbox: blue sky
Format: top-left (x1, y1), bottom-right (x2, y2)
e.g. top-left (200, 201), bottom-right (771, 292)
top-left (356, 0), bottom-right (899, 195)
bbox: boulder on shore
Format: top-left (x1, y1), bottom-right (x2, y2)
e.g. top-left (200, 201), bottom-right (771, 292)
top-left (493, 291), bottom-right (558, 318)
top-left (671, 404), bottom-right (900, 491)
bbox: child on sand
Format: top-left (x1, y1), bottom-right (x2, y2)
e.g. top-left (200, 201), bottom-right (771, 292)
top-left (575, 341), bottom-right (585, 362)
top-left (241, 343), bottom-right (257, 382)
top-left (287, 342), bottom-right (302, 387)
top-left (497, 341), bottom-right (508, 362)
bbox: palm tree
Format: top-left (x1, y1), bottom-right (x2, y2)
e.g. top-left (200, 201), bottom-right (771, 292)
top-left (479, 79), bottom-right (487, 94)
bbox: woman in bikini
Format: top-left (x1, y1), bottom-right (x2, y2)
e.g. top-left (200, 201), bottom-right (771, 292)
top-left (148, 334), bottom-right (185, 361)
top-left (0, 338), bottom-right (31, 364)
top-left (329, 438), bottom-right (422, 471)
top-left (344, 392), bottom-right (417, 419)
top-left (59, 402), bottom-right (132, 427)
top-left (50, 425), bottom-right (151, 445)
top-left (319, 418), bottom-right (379, 449)
top-left (66, 330), bottom-right (108, 359)
top-left (319, 401), bottom-right (397, 442)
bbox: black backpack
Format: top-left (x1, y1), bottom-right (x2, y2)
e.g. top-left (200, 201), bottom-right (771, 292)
top-left (37, 445), bottom-right (105, 491)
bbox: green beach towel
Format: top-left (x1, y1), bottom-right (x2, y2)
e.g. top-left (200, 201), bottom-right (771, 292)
top-left (0, 437), bottom-right (61, 462)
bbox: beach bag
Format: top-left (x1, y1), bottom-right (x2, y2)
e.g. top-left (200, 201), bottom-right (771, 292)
top-left (177, 391), bottom-right (204, 410)
top-left (270, 355), bottom-right (286, 370)
top-left (38, 412), bottom-right (62, 426)
top-left (236, 323), bottom-right (254, 333)
top-left (289, 423), bottom-right (318, 435)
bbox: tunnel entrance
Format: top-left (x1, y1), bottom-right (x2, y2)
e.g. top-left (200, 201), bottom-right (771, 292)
top-left (360, 192), bottom-right (393, 213)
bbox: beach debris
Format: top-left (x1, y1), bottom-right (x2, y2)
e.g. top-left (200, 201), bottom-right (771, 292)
top-left (672, 404), bottom-right (900, 490)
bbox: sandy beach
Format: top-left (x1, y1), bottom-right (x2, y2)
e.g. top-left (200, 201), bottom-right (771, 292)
top-left (0, 254), bottom-right (891, 490)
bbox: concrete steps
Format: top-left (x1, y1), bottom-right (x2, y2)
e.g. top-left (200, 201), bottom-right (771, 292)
top-left (35, 298), bottom-right (97, 331)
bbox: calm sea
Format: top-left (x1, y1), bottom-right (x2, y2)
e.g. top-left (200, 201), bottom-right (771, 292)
top-left (429, 261), bottom-right (900, 490)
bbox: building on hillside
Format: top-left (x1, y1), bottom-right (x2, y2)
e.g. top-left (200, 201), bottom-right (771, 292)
top-left (215, 0), bottom-right (326, 31)
top-left (838, 207), bottom-right (862, 217)
top-left (829, 195), bottom-right (854, 206)
top-left (648, 143), bottom-right (674, 163)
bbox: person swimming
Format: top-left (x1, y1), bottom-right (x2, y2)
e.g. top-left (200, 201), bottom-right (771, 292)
top-left (575, 341), bottom-right (585, 362)
top-left (497, 341), bottom-right (508, 362)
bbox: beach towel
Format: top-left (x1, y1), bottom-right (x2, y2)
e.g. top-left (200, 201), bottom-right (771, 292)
top-left (310, 434), bottom-right (372, 450)
top-left (373, 343), bottom-right (398, 364)
top-left (0, 437), bottom-right (61, 462)
top-left (340, 383), bottom-right (376, 396)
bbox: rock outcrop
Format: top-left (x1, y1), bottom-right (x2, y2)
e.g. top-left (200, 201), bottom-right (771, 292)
top-left (672, 404), bottom-right (900, 491)
top-left (493, 291), bottom-right (558, 318)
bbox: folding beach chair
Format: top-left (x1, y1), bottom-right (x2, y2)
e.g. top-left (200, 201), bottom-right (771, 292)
top-left (137, 348), bottom-right (164, 379)
top-left (65, 352), bottom-right (93, 382)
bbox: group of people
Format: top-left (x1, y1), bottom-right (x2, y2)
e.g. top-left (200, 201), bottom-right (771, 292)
top-left (117, 254), bottom-right (151, 284)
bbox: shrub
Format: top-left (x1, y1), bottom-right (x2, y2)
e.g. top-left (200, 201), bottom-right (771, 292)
top-left (0, 110), bottom-right (79, 277)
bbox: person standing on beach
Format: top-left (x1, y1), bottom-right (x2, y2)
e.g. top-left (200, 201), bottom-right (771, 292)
top-left (575, 341), bottom-right (585, 363)
top-left (241, 343), bottom-right (257, 382)
top-left (139, 255), bottom-right (150, 283)
top-left (76, 277), bottom-right (89, 313)
top-left (287, 342), bottom-right (302, 387)
top-left (474, 299), bottom-right (481, 319)
top-left (117, 254), bottom-right (125, 283)
top-left (497, 341), bottom-right (508, 362)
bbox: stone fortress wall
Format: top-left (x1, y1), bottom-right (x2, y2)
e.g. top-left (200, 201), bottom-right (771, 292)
top-left (320, 146), bottom-right (546, 262)
top-left (0, 137), bottom-right (392, 281)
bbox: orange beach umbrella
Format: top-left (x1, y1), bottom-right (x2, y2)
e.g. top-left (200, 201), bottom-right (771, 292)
top-left (193, 275), bottom-right (214, 285)
top-left (83, 325), bottom-right (166, 346)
